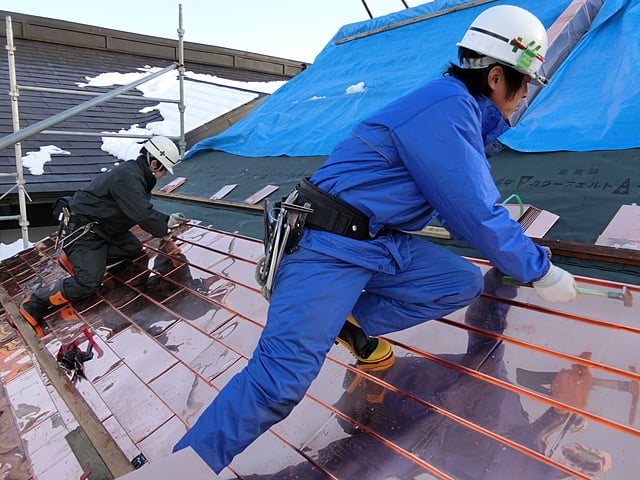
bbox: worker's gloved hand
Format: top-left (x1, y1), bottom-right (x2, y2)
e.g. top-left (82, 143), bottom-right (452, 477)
top-left (533, 264), bottom-right (578, 302)
top-left (168, 212), bottom-right (187, 228)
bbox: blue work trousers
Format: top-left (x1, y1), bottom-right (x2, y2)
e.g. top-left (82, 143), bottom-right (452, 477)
top-left (174, 235), bottom-right (483, 473)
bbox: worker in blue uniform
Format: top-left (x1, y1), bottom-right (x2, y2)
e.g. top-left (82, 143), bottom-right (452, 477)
top-left (174, 6), bottom-right (579, 473)
top-left (239, 268), bottom-right (602, 479)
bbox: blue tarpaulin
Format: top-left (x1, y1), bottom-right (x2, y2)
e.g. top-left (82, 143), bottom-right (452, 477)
top-left (187, 0), bottom-right (635, 158)
top-left (501, 0), bottom-right (637, 152)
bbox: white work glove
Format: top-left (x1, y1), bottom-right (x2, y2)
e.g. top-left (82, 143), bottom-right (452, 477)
top-left (167, 212), bottom-right (187, 228)
top-left (533, 264), bottom-right (578, 302)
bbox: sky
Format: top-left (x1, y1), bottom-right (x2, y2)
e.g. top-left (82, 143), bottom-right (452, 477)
top-left (1, 0), bottom-right (425, 63)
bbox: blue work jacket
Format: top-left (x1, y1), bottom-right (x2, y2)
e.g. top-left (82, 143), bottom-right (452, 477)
top-left (304, 76), bottom-right (549, 283)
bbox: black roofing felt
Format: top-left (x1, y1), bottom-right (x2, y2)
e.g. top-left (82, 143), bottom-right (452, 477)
top-left (151, 150), bottom-right (327, 242)
top-left (152, 147), bottom-right (640, 286)
top-left (442, 147), bottom-right (640, 286)
top-left (459, 147), bottom-right (640, 285)
top-left (161, 150), bottom-right (326, 202)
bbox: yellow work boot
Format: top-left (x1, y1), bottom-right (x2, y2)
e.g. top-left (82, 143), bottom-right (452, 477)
top-left (335, 314), bottom-right (394, 364)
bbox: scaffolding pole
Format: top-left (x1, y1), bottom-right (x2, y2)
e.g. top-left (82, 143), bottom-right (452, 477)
top-left (19, 84), bottom-right (181, 104)
top-left (2, 7), bottom-right (187, 249)
top-left (177, 4), bottom-right (187, 157)
top-left (5, 16), bottom-right (31, 248)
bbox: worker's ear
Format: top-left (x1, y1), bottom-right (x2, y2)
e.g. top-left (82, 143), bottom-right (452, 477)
top-left (487, 65), bottom-right (504, 92)
top-left (149, 158), bottom-right (164, 173)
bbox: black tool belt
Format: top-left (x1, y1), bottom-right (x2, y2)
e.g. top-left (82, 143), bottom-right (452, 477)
top-left (63, 213), bottom-right (89, 237)
top-left (296, 177), bottom-right (374, 241)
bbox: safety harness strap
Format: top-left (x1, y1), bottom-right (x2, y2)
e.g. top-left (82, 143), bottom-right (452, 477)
top-left (55, 210), bottom-right (101, 253)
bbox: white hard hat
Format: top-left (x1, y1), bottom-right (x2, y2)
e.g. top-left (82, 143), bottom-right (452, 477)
top-left (143, 136), bottom-right (181, 174)
top-left (457, 5), bottom-right (549, 86)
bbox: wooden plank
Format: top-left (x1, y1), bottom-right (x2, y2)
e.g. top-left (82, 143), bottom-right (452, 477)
top-left (152, 190), bottom-right (263, 212)
top-left (66, 427), bottom-right (113, 480)
top-left (535, 238), bottom-right (640, 266)
top-left (0, 286), bottom-right (134, 478)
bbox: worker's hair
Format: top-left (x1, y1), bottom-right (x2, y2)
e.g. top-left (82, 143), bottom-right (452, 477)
top-left (444, 47), bottom-right (526, 100)
top-left (139, 147), bottom-right (166, 173)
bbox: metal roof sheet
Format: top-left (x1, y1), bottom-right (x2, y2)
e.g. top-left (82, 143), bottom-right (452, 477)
top-left (0, 222), bottom-right (638, 479)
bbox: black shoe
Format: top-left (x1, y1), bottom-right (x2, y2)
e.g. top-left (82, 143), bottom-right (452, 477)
top-left (335, 315), bottom-right (394, 364)
top-left (18, 295), bottom-right (48, 338)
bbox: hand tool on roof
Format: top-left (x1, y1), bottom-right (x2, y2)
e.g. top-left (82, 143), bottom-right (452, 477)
top-left (575, 286), bottom-right (633, 307)
top-left (501, 276), bottom-right (633, 307)
top-left (56, 319), bottom-right (103, 383)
